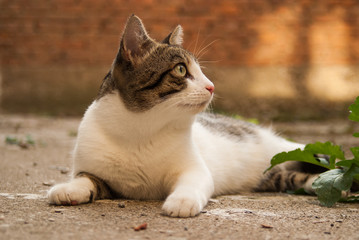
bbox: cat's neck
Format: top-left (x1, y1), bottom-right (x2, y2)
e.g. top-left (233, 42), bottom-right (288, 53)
top-left (89, 91), bottom-right (195, 145)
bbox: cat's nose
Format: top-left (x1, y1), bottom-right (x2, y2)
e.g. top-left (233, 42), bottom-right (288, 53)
top-left (206, 85), bottom-right (215, 94)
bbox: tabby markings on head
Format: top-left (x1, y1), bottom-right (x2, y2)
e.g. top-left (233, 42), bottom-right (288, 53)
top-left (98, 15), bottom-right (198, 112)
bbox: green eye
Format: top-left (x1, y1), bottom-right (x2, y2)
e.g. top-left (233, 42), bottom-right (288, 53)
top-left (174, 64), bottom-right (187, 77)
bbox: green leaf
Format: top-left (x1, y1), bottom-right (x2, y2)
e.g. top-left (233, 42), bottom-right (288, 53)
top-left (5, 136), bottom-right (19, 145)
top-left (336, 160), bottom-right (357, 168)
top-left (313, 164), bottom-right (359, 207)
top-left (353, 133), bottom-right (359, 138)
top-left (26, 135), bottom-right (35, 145)
top-left (312, 169), bottom-right (352, 207)
top-left (350, 147), bottom-right (359, 161)
top-left (266, 148), bottom-right (327, 172)
top-left (349, 96), bottom-right (359, 122)
top-left (304, 142), bottom-right (345, 162)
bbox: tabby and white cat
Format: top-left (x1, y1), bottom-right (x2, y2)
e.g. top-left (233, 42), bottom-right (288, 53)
top-left (48, 15), bottom-right (318, 217)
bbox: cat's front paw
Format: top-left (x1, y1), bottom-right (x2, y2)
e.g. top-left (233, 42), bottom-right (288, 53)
top-left (47, 182), bottom-right (93, 206)
top-left (162, 191), bottom-right (206, 218)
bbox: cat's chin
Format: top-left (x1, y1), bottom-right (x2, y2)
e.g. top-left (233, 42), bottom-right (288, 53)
top-left (178, 101), bottom-right (210, 113)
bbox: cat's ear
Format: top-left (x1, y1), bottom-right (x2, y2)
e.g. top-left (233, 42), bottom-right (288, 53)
top-left (120, 15), bottom-right (156, 64)
top-left (162, 25), bottom-right (183, 46)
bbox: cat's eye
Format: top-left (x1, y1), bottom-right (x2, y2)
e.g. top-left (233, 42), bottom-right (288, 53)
top-left (173, 64), bottom-right (187, 77)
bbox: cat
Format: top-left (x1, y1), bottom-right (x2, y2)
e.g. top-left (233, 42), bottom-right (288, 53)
top-left (48, 14), bottom-right (319, 217)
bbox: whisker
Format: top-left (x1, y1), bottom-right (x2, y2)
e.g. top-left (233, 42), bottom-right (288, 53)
top-left (160, 92), bottom-right (211, 112)
top-left (199, 59), bottom-right (223, 64)
top-left (198, 49), bottom-right (211, 61)
top-left (197, 39), bottom-right (219, 60)
top-left (193, 28), bottom-right (201, 56)
top-left (195, 35), bottom-right (212, 57)
top-left (212, 94), bottom-right (223, 100)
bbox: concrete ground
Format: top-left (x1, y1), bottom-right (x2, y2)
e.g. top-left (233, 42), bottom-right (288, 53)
top-left (1, 114), bottom-right (359, 240)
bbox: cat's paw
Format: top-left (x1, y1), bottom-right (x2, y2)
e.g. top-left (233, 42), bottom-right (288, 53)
top-left (47, 182), bottom-right (93, 206)
top-left (162, 192), bottom-right (206, 218)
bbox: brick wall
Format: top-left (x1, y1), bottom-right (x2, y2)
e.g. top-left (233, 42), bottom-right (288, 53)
top-left (1, 0), bottom-right (359, 119)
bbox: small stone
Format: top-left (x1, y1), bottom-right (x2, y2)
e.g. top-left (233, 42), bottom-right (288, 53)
top-left (261, 224), bottom-right (273, 229)
top-left (101, 214), bottom-right (105, 217)
top-left (48, 218), bottom-right (55, 222)
top-left (53, 209), bottom-right (63, 213)
top-left (43, 180), bottom-right (55, 186)
top-left (118, 203), bottom-right (125, 208)
top-left (18, 142), bottom-right (29, 149)
top-left (324, 232), bottom-right (331, 235)
top-left (60, 167), bottom-right (69, 174)
top-left (134, 222), bottom-right (147, 231)
top-left (33, 162), bottom-right (38, 167)
top-left (0, 215), bottom-right (5, 221)
top-left (184, 227), bottom-right (188, 231)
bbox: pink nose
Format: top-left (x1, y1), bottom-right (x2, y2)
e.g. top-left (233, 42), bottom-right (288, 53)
top-left (206, 85), bottom-right (215, 94)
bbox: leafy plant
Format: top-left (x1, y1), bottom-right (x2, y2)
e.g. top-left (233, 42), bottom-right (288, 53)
top-left (5, 135), bottom-right (36, 149)
top-left (267, 97), bottom-right (359, 207)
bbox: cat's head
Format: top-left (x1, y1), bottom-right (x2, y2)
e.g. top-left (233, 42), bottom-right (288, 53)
top-left (101, 15), bottom-right (214, 114)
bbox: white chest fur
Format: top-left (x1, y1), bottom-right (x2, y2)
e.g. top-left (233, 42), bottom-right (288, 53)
top-left (72, 91), bottom-right (304, 200)
top-left (72, 92), bottom-right (208, 200)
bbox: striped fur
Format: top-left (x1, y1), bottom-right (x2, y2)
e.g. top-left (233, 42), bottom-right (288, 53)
top-left (97, 15), bottom-right (195, 112)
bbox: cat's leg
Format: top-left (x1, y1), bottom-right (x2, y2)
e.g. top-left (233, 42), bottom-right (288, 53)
top-left (256, 167), bottom-right (318, 194)
top-left (47, 172), bottom-right (112, 205)
top-left (162, 167), bottom-right (214, 218)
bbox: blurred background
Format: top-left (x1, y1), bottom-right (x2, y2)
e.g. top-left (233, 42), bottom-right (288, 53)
top-left (1, 0), bottom-right (359, 121)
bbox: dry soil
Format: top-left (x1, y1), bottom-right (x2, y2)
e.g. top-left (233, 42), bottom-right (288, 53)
top-left (0, 115), bottom-right (358, 240)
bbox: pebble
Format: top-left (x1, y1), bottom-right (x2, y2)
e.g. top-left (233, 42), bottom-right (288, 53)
top-left (53, 209), bottom-right (64, 213)
top-left (261, 224), bottom-right (273, 229)
top-left (0, 215), bottom-right (5, 221)
top-left (48, 218), bottom-right (55, 222)
top-left (134, 222), bottom-right (147, 231)
top-left (118, 203), bottom-right (125, 208)
top-left (49, 166), bottom-right (70, 174)
top-left (59, 167), bottom-right (70, 174)
top-left (43, 180), bottom-right (56, 186)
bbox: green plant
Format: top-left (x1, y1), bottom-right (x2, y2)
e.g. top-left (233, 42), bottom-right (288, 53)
top-left (266, 97), bottom-right (359, 207)
top-left (5, 135), bottom-right (36, 149)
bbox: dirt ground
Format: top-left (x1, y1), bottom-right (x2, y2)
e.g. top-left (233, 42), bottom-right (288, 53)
top-left (1, 114), bottom-right (359, 240)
